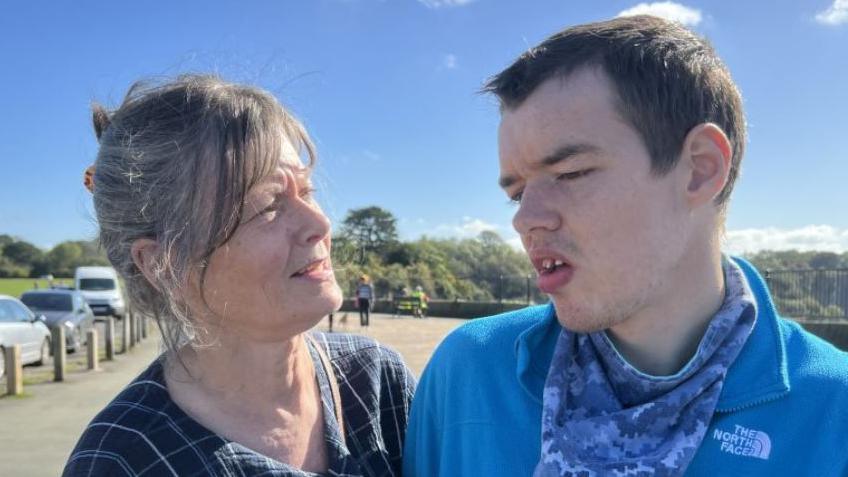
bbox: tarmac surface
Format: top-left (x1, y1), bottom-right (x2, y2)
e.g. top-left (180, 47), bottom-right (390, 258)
top-left (0, 312), bottom-right (465, 476)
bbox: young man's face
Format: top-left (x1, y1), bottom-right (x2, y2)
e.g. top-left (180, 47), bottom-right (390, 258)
top-left (498, 67), bottom-right (693, 333)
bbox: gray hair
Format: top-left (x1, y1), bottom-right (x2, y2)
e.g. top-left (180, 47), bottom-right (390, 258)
top-left (91, 74), bottom-right (316, 353)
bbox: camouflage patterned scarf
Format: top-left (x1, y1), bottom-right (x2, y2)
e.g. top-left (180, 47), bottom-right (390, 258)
top-left (535, 260), bottom-right (757, 477)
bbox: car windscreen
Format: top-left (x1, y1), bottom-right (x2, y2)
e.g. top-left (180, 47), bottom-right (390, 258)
top-left (78, 278), bottom-right (116, 291)
top-left (21, 293), bottom-right (73, 311)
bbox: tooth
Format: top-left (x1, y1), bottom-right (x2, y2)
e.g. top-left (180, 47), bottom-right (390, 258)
top-left (554, 260), bottom-right (564, 266)
top-left (542, 258), bottom-right (553, 269)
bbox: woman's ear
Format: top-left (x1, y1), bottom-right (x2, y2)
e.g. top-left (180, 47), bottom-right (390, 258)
top-left (131, 238), bottom-right (161, 290)
top-left (680, 123), bottom-right (732, 209)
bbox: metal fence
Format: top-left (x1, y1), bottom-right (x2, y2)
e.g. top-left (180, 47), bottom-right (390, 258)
top-left (764, 268), bottom-right (848, 320)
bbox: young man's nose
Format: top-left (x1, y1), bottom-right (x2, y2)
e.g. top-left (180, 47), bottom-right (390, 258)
top-left (512, 186), bottom-right (562, 235)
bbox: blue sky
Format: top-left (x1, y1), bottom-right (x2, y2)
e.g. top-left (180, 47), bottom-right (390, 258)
top-left (1, 0), bottom-right (846, 253)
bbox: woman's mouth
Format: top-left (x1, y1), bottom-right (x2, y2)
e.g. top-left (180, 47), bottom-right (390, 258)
top-left (291, 258), bottom-right (334, 281)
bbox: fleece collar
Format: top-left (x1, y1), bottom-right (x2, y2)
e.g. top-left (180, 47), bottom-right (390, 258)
top-left (515, 256), bottom-right (790, 412)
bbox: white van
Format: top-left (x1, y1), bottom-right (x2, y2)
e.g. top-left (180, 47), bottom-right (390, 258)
top-left (74, 266), bottom-right (126, 319)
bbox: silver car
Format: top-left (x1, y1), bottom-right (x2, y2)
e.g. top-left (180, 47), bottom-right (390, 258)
top-left (20, 289), bottom-right (96, 353)
top-left (0, 295), bottom-right (51, 379)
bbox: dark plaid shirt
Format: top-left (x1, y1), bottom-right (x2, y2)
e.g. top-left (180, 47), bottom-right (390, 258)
top-left (63, 332), bottom-right (416, 476)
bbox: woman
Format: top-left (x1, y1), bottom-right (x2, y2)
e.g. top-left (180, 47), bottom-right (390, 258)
top-left (63, 75), bottom-right (415, 476)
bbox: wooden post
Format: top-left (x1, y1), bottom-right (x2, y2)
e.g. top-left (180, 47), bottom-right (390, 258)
top-left (4, 345), bottom-right (22, 396)
top-left (87, 329), bottom-right (99, 371)
top-left (52, 326), bottom-right (66, 382)
top-left (105, 317), bottom-right (115, 361)
top-left (129, 312), bottom-right (137, 348)
top-left (122, 314), bottom-right (130, 353)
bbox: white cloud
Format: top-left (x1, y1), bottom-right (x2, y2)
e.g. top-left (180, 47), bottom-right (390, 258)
top-left (617, 2), bottom-right (703, 27)
top-left (418, 0), bottom-right (474, 8)
top-left (723, 225), bottom-right (848, 255)
top-left (816, 0), bottom-right (848, 25)
top-left (506, 235), bottom-right (524, 251)
top-left (443, 54), bottom-right (458, 69)
top-left (362, 150), bottom-right (381, 162)
top-left (433, 216), bottom-right (499, 238)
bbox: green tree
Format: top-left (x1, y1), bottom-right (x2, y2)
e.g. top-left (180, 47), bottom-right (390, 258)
top-left (2, 240), bottom-right (44, 266)
top-left (47, 242), bottom-right (84, 277)
top-left (340, 206), bottom-right (399, 264)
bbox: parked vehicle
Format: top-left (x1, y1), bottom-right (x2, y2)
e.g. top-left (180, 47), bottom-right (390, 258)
top-left (0, 295), bottom-right (51, 379)
top-left (74, 266), bottom-right (126, 319)
top-left (20, 289), bottom-right (96, 353)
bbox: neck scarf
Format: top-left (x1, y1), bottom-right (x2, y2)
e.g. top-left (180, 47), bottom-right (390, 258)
top-left (535, 259), bottom-right (757, 477)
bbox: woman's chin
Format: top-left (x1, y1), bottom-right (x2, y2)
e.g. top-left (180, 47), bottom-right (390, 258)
top-left (325, 283), bottom-right (344, 311)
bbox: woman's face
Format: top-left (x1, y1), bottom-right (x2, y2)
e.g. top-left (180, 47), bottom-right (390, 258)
top-left (187, 149), bottom-right (342, 342)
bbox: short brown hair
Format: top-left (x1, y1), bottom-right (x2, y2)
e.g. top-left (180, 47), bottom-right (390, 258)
top-left (483, 15), bottom-right (746, 206)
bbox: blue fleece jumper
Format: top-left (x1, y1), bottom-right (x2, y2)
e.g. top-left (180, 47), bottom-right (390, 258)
top-left (403, 257), bottom-right (848, 476)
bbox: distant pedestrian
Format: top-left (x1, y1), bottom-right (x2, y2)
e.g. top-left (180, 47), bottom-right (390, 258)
top-left (356, 274), bottom-right (374, 327)
top-left (412, 285), bottom-right (429, 318)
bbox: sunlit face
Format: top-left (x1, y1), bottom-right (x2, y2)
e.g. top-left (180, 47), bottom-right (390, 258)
top-left (187, 143), bottom-right (342, 341)
top-left (498, 67), bottom-right (692, 333)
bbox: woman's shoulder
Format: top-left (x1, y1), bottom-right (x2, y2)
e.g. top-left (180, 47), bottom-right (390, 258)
top-left (311, 331), bottom-right (400, 364)
top-left (310, 331), bottom-right (415, 390)
top-left (62, 358), bottom-right (220, 476)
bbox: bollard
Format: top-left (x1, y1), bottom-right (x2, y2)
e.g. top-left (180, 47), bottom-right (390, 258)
top-left (4, 345), bottom-right (23, 396)
top-left (129, 313), bottom-right (137, 348)
top-left (87, 329), bottom-right (99, 371)
top-left (52, 326), bottom-right (66, 382)
top-left (105, 317), bottom-right (115, 361)
top-left (122, 314), bottom-right (130, 353)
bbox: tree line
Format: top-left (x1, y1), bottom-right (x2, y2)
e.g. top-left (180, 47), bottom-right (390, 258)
top-left (0, 234), bottom-right (109, 278)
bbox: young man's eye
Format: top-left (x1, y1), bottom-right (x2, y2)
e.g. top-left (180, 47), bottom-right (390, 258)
top-left (556, 169), bottom-right (594, 181)
top-left (508, 191), bottom-right (523, 205)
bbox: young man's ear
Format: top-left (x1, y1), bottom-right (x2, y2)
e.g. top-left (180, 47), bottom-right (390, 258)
top-left (131, 238), bottom-right (161, 290)
top-left (679, 123), bottom-right (732, 208)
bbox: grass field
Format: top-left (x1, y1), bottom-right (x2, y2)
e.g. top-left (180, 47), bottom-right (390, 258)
top-left (0, 278), bottom-right (73, 297)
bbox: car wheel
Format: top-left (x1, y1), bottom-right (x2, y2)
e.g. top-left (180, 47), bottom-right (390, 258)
top-left (34, 339), bottom-right (50, 366)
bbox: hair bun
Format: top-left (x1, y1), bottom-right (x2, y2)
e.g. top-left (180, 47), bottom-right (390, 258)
top-left (92, 103), bottom-right (111, 141)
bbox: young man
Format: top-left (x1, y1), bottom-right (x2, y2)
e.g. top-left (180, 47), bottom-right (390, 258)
top-left (404, 15), bottom-right (848, 476)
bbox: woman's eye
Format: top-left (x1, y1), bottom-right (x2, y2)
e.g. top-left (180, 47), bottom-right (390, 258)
top-left (257, 201), bottom-right (279, 219)
top-left (299, 187), bottom-right (316, 199)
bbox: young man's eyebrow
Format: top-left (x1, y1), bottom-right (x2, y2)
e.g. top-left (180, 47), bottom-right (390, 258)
top-left (540, 143), bottom-right (599, 166)
top-left (498, 143), bottom-right (599, 189)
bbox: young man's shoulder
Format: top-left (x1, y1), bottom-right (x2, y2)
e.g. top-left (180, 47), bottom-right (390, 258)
top-left (426, 304), bottom-right (553, 370)
top-left (779, 318), bottom-right (848, 391)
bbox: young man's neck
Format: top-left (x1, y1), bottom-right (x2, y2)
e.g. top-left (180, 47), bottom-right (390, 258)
top-left (605, 248), bottom-right (726, 376)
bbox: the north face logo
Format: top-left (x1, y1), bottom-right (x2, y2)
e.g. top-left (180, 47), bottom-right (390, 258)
top-left (712, 425), bottom-right (771, 460)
